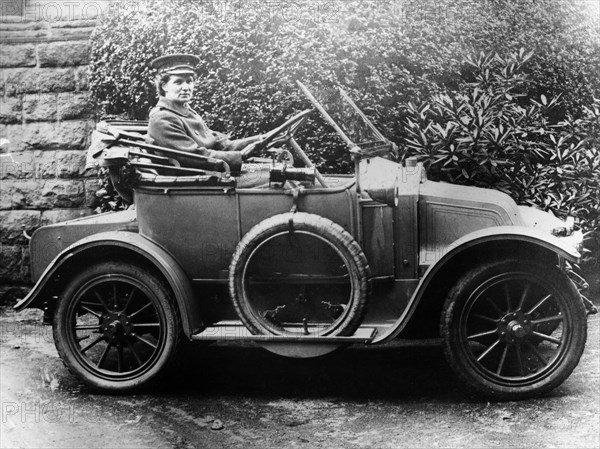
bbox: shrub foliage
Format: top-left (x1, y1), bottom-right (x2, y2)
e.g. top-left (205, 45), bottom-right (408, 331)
top-left (401, 50), bottom-right (600, 264)
top-left (89, 0), bottom-right (599, 266)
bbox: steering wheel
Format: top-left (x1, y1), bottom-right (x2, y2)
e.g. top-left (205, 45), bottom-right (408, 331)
top-left (241, 109), bottom-right (312, 159)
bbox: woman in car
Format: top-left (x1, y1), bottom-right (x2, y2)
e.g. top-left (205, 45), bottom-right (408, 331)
top-left (148, 54), bottom-right (264, 172)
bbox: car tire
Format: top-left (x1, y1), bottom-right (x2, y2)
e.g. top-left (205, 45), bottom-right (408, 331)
top-left (230, 212), bottom-right (370, 336)
top-left (441, 258), bottom-right (587, 400)
top-left (53, 261), bottom-right (181, 392)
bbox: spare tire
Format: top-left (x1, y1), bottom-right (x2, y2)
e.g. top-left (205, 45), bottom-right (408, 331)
top-left (229, 212), bottom-right (370, 337)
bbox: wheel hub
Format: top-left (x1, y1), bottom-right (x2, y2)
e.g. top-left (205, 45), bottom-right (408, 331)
top-left (507, 320), bottom-right (527, 338)
top-left (101, 311), bottom-right (132, 342)
top-left (498, 312), bottom-right (531, 342)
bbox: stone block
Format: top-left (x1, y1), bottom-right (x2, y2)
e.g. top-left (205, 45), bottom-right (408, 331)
top-left (22, 245), bottom-right (30, 280)
top-left (84, 177), bottom-right (102, 207)
top-left (57, 91), bottom-right (93, 120)
top-left (41, 150), bottom-right (87, 178)
top-left (5, 120), bottom-right (92, 151)
top-left (50, 27), bottom-right (95, 40)
top-left (40, 179), bottom-right (85, 208)
top-left (0, 180), bottom-right (38, 210)
top-left (1, 150), bottom-right (87, 179)
top-left (50, 20), bottom-right (97, 29)
top-left (74, 66), bottom-right (89, 91)
top-left (0, 28), bottom-right (49, 42)
top-left (0, 182), bottom-right (10, 209)
top-left (40, 208), bottom-right (89, 226)
top-left (24, 1), bottom-right (111, 21)
top-left (0, 0), bottom-right (26, 18)
top-left (0, 21), bottom-right (46, 32)
top-left (0, 15), bottom-right (24, 23)
top-left (0, 151), bottom-right (32, 178)
top-left (0, 244), bottom-right (28, 283)
top-left (0, 210), bottom-right (41, 244)
top-left (1, 179), bottom-right (85, 210)
top-left (0, 96), bottom-right (22, 124)
top-left (18, 1), bottom-right (99, 21)
top-left (38, 41), bottom-right (91, 67)
top-left (23, 93), bottom-right (57, 122)
top-left (2, 67), bottom-right (77, 95)
top-left (0, 43), bottom-right (36, 68)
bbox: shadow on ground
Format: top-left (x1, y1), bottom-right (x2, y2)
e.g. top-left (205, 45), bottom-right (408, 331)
top-left (64, 343), bottom-right (466, 403)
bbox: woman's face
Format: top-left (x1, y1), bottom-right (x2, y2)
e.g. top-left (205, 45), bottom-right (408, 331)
top-left (162, 75), bottom-right (194, 102)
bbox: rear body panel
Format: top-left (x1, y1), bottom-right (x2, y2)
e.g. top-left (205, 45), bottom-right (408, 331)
top-left (29, 209), bottom-right (138, 282)
top-left (134, 180), bottom-right (359, 281)
top-left (16, 231), bottom-right (202, 336)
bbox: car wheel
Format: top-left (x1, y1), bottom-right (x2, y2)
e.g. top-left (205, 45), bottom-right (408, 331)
top-left (230, 212), bottom-right (370, 337)
top-left (441, 259), bottom-right (587, 400)
top-left (53, 261), bottom-right (181, 392)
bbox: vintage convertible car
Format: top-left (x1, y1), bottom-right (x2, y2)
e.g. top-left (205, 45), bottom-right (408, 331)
top-left (15, 82), bottom-right (594, 400)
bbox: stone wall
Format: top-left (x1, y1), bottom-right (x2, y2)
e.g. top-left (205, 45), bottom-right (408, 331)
top-left (1, 13), bottom-right (99, 303)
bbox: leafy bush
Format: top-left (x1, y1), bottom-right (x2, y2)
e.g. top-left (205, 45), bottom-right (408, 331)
top-left (89, 0), bottom-right (599, 267)
top-left (90, 1), bottom-right (600, 170)
top-left (90, 169), bottom-right (130, 214)
top-left (400, 50), bottom-right (600, 267)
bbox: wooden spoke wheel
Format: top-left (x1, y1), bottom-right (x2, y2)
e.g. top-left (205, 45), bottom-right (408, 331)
top-left (53, 261), bottom-right (180, 392)
top-left (442, 259), bottom-right (587, 400)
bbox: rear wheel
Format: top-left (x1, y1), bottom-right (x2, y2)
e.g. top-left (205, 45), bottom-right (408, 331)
top-left (441, 259), bottom-right (587, 400)
top-left (53, 261), bottom-right (181, 392)
top-left (229, 213), bottom-right (370, 337)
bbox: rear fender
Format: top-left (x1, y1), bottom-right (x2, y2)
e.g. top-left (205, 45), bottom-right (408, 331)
top-left (373, 226), bottom-right (582, 344)
top-left (14, 232), bottom-right (202, 338)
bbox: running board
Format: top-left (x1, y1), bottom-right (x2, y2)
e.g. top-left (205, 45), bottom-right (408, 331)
top-left (191, 321), bottom-right (377, 343)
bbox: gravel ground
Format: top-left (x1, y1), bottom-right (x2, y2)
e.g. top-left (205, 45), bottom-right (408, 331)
top-left (1, 307), bottom-right (598, 449)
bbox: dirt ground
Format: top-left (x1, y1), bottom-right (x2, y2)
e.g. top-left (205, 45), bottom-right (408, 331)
top-left (1, 307), bottom-right (598, 449)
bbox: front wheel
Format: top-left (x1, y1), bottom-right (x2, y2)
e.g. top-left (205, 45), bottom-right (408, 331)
top-left (441, 259), bottom-right (587, 400)
top-left (53, 261), bottom-right (181, 392)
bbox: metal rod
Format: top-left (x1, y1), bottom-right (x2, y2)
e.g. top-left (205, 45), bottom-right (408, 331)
top-left (338, 88), bottom-right (387, 142)
top-left (288, 138), bottom-right (328, 188)
top-left (128, 149), bottom-right (170, 163)
top-left (119, 138), bottom-right (212, 160)
top-left (296, 80), bottom-right (356, 149)
top-left (130, 162), bottom-right (211, 176)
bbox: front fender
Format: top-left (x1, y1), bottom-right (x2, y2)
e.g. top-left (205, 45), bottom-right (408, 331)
top-left (373, 226), bottom-right (582, 344)
top-left (430, 225), bottom-right (582, 263)
top-left (14, 231), bottom-right (202, 337)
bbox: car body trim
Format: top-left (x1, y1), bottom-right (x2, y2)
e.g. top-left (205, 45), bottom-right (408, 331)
top-left (14, 231), bottom-right (201, 337)
top-left (372, 226), bottom-right (582, 344)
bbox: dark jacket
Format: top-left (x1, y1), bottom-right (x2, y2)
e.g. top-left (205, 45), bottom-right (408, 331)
top-left (148, 98), bottom-right (243, 171)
